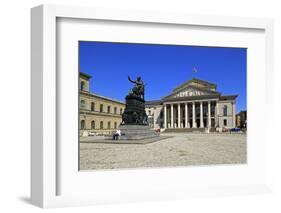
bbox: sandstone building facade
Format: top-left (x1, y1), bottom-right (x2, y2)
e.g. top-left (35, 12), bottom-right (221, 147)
top-left (236, 110), bottom-right (247, 129)
top-left (80, 73), bottom-right (238, 135)
top-left (79, 72), bottom-right (125, 136)
top-left (145, 78), bottom-right (238, 132)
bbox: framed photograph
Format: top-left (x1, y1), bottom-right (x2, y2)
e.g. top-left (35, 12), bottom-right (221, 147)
top-left (31, 4), bottom-right (274, 208)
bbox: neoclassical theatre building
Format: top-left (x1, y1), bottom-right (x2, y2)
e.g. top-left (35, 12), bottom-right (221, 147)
top-left (145, 78), bottom-right (237, 131)
top-left (79, 72), bottom-right (125, 136)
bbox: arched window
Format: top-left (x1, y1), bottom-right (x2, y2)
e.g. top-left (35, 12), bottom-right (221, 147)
top-left (223, 105), bottom-right (228, 116)
top-left (120, 108), bottom-right (123, 115)
top-left (114, 107), bottom-right (117, 114)
top-left (114, 122), bottom-right (117, 129)
top-left (91, 102), bottom-right (95, 111)
top-left (80, 81), bottom-right (85, 91)
top-left (80, 100), bottom-right (85, 108)
top-left (100, 121), bottom-right (103, 129)
top-left (80, 120), bottom-right (85, 130)
top-left (100, 104), bottom-right (103, 112)
top-left (224, 119), bottom-right (227, 126)
top-left (107, 121), bottom-right (111, 129)
top-left (91, 120), bottom-right (95, 129)
top-left (107, 106), bottom-right (111, 113)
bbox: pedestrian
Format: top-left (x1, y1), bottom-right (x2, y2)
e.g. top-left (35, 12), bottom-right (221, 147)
top-left (113, 129), bottom-right (121, 140)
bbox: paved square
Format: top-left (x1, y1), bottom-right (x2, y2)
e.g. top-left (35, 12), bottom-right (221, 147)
top-left (79, 133), bottom-right (246, 170)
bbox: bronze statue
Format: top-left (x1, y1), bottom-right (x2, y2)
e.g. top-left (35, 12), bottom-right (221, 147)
top-left (121, 76), bottom-right (148, 125)
top-left (128, 76), bottom-right (145, 99)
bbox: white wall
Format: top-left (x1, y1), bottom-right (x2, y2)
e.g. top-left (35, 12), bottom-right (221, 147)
top-left (217, 101), bottom-right (235, 128)
top-left (146, 105), bottom-right (163, 129)
top-left (0, 0), bottom-right (281, 212)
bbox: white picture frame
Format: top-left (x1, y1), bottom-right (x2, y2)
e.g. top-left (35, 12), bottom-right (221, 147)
top-left (31, 4), bottom-right (274, 208)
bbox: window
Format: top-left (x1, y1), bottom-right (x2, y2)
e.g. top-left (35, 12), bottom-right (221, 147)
top-left (100, 121), bottom-right (103, 129)
top-left (107, 121), bottom-right (111, 129)
top-left (91, 102), bottom-right (95, 111)
top-left (91, 120), bottom-right (95, 129)
top-left (120, 108), bottom-right (123, 115)
top-left (224, 119), bottom-right (227, 126)
top-left (223, 105), bottom-right (228, 116)
top-left (100, 104), bottom-right (103, 112)
top-left (148, 110), bottom-right (151, 116)
top-left (107, 106), bottom-right (111, 113)
top-left (80, 81), bottom-right (85, 90)
top-left (81, 120), bottom-right (85, 129)
top-left (80, 100), bottom-right (85, 108)
top-left (114, 122), bottom-right (117, 129)
top-left (114, 107), bottom-right (117, 114)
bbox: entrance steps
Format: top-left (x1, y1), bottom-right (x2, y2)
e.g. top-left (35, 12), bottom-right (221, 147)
top-left (164, 128), bottom-right (204, 133)
top-left (164, 127), bottom-right (216, 133)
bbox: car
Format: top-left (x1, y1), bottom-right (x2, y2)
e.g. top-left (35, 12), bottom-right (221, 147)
top-left (230, 127), bottom-right (241, 132)
top-left (88, 132), bottom-right (97, 136)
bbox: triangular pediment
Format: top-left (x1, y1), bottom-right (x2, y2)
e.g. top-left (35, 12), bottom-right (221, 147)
top-left (162, 85), bottom-right (220, 100)
top-left (173, 78), bottom-right (217, 93)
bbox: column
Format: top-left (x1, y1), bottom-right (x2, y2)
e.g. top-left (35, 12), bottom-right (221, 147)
top-left (167, 107), bottom-right (170, 128)
top-left (164, 104), bottom-right (167, 129)
top-left (171, 104), bottom-right (174, 128)
top-left (200, 102), bottom-right (204, 128)
top-left (185, 103), bottom-right (188, 128)
top-left (232, 102), bottom-right (236, 128)
top-left (214, 102), bottom-right (217, 126)
top-left (192, 102), bottom-right (196, 128)
top-left (178, 104), bottom-right (181, 128)
top-left (216, 102), bottom-right (219, 127)
top-left (208, 101), bottom-right (211, 128)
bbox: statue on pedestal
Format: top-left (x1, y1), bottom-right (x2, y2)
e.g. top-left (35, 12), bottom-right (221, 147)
top-left (119, 75), bottom-right (159, 140)
top-left (121, 76), bottom-right (148, 125)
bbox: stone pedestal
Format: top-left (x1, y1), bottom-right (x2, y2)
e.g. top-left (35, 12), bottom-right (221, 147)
top-left (121, 95), bottom-right (148, 125)
top-left (119, 125), bottom-right (159, 140)
top-left (119, 80), bottom-right (159, 141)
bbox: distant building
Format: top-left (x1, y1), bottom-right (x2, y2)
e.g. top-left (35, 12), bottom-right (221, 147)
top-left (146, 100), bottom-right (164, 129)
top-left (236, 110), bottom-right (247, 129)
top-left (79, 72), bottom-right (125, 136)
top-left (145, 78), bottom-right (238, 132)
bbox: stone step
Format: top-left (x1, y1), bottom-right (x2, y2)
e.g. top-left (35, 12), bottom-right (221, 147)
top-left (164, 128), bottom-right (206, 133)
top-left (119, 125), bottom-right (159, 140)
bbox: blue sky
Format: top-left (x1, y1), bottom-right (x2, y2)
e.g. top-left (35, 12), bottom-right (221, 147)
top-left (79, 41), bottom-right (247, 112)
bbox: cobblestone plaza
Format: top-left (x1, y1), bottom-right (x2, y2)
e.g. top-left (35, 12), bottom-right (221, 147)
top-left (80, 133), bottom-right (246, 170)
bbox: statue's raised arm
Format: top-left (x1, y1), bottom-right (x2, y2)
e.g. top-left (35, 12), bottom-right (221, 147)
top-left (128, 76), bottom-right (136, 84)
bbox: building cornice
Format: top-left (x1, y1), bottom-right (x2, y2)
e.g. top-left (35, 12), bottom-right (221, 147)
top-left (163, 94), bottom-right (220, 102)
top-left (145, 93), bottom-right (238, 107)
top-left (80, 109), bottom-right (122, 118)
top-left (80, 72), bottom-right (92, 79)
top-left (145, 100), bottom-right (163, 106)
top-left (80, 91), bottom-right (125, 105)
top-left (219, 95), bottom-right (238, 100)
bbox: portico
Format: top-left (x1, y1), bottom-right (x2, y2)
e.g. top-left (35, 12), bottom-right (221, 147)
top-left (145, 78), bottom-right (238, 131)
top-left (164, 100), bottom-right (217, 129)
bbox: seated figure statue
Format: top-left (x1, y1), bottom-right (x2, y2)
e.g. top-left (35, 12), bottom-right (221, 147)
top-left (128, 76), bottom-right (145, 99)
